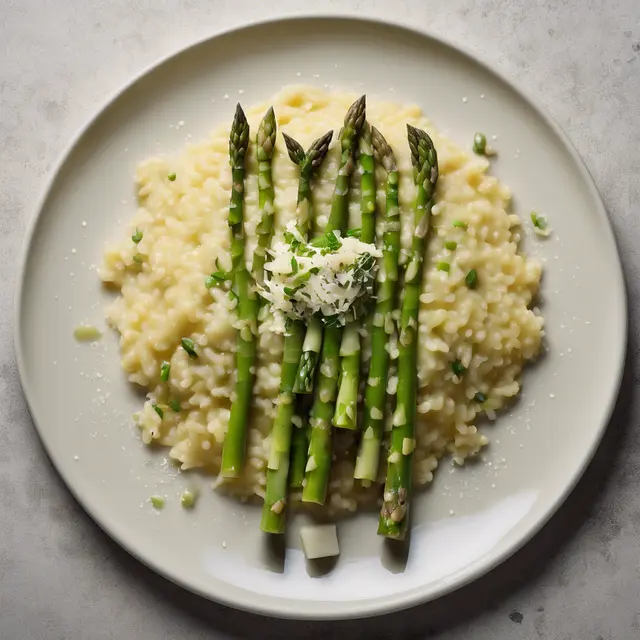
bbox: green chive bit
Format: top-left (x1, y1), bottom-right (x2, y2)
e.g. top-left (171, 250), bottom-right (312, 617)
top-left (473, 132), bottom-right (487, 155)
top-left (168, 173), bottom-right (177, 181)
top-left (452, 220), bottom-right (468, 230)
top-left (168, 399), bottom-right (181, 412)
top-left (181, 338), bottom-right (198, 359)
top-left (291, 256), bottom-right (299, 275)
top-left (474, 391), bottom-right (487, 403)
top-left (132, 254), bottom-right (145, 264)
top-left (152, 404), bottom-right (164, 419)
top-left (150, 495), bottom-right (165, 509)
top-left (346, 228), bottom-right (362, 238)
top-left (465, 269), bottom-right (478, 289)
top-left (530, 211), bottom-right (548, 230)
top-left (131, 229), bottom-right (143, 244)
top-left (444, 241), bottom-right (457, 251)
top-left (205, 275), bottom-right (216, 289)
top-left (437, 261), bottom-right (450, 273)
top-left (452, 360), bottom-right (466, 377)
top-left (160, 361), bottom-right (171, 382)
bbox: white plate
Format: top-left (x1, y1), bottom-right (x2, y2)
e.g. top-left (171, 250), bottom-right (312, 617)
top-left (15, 17), bottom-right (626, 619)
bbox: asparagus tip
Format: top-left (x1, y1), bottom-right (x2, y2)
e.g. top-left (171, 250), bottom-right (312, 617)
top-left (308, 129), bottom-right (334, 169)
top-left (371, 126), bottom-right (397, 173)
top-left (282, 132), bottom-right (306, 166)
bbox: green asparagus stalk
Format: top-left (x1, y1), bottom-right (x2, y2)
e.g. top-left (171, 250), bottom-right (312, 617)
top-left (293, 95), bottom-right (367, 395)
top-left (378, 125), bottom-right (438, 539)
top-left (251, 107), bottom-right (277, 288)
top-left (220, 104), bottom-right (253, 478)
top-left (355, 127), bottom-right (400, 481)
top-left (301, 96), bottom-right (366, 505)
top-left (289, 395), bottom-right (312, 488)
top-left (260, 130), bottom-right (333, 533)
top-left (333, 122), bottom-right (376, 430)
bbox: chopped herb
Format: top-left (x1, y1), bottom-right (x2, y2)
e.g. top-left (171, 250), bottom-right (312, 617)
top-left (181, 490), bottom-right (196, 508)
top-left (205, 271), bottom-right (229, 288)
top-left (152, 404), bottom-right (164, 419)
top-left (168, 399), bottom-right (181, 412)
top-left (131, 229), bottom-right (143, 244)
top-left (465, 269), bottom-right (478, 289)
top-left (474, 391), bottom-right (487, 403)
top-left (437, 261), bottom-right (451, 273)
top-left (452, 220), bottom-right (468, 230)
top-left (168, 172), bottom-right (177, 181)
top-left (181, 338), bottom-right (198, 358)
top-left (228, 290), bottom-right (238, 302)
top-left (309, 267), bottom-right (321, 275)
top-left (444, 241), bottom-right (457, 251)
top-left (530, 211), bottom-right (548, 230)
top-left (132, 254), bottom-right (145, 264)
top-left (312, 230), bottom-right (342, 252)
top-left (284, 286), bottom-right (301, 297)
top-left (346, 228), bottom-right (362, 238)
top-left (160, 361), bottom-right (171, 382)
top-left (73, 325), bottom-right (102, 342)
top-left (473, 132), bottom-right (487, 155)
top-left (291, 256), bottom-right (298, 274)
top-left (452, 360), bottom-right (466, 377)
top-left (150, 495), bottom-right (165, 509)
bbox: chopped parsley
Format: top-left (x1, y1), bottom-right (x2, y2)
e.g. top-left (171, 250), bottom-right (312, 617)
top-left (473, 132), bottom-right (487, 155)
top-left (465, 269), bottom-right (478, 289)
top-left (452, 220), bottom-right (468, 230)
top-left (152, 404), bottom-right (164, 419)
top-left (530, 212), bottom-right (548, 230)
top-left (451, 360), bottom-right (466, 377)
top-left (346, 228), bottom-right (362, 238)
top-left (160, 361), bottom-right (171, 382)
top-left (132, 254), bottom-right (145, 264)
top-left (181, 338), bottom-right (198, 358)
top-left (131, 229), bottom-right (143, 244)
top-left (168, 399), bottom-right (181, 412)
top-left (150, 495), bottom-right (165, 509)
top-left (444, 241), bottom-right (458, 251)
top-left (437, 261), bottom-right (450, 273)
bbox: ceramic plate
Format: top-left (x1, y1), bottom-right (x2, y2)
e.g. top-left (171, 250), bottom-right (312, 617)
top-left (15, 17), bottom-right (626, 619)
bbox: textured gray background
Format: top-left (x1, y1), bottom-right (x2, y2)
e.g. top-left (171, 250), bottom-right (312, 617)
top-left (1, 1), bottom-right (639, 638)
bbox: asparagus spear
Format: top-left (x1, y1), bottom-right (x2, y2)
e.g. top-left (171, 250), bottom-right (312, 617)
top-left (355, 127), bottom-right (400, 481)
top-left (289, 395), bottom-right (312, 488)
top-left (333, 122), bottom-right (376, 430)
top-left (293, 95), bottom-right (367, 395)
top-left (251, 107), bottom-right (277, 288)
top-left (378, 125), bottom-right (438, 539)
top-left (302, 96), bottom-right (366, 505)
top-left (261, 130), bottom-right (333, 533)
top-left (220, 104), bottom-right (253, 478)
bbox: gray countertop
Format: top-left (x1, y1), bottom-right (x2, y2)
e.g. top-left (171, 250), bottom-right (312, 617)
top-left (2, 1), bottom-right (639, 638)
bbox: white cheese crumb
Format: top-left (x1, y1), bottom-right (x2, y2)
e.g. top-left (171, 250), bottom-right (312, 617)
top-left (300, 524), bottom-right (339, 559)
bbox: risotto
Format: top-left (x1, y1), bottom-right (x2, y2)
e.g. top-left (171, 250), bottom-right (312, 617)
top-left (100, 86), bottom-right (543, 512)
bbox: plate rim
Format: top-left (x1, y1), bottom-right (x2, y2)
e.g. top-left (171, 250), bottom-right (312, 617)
top-left (13, 14), bottom-right (628, 620)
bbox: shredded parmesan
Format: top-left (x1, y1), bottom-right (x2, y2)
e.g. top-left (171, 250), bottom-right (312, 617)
top-left (261, 222), bottom-right (381, 330)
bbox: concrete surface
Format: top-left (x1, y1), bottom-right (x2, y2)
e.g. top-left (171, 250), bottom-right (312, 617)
top-left (1, 1), bottom-right (639, 638)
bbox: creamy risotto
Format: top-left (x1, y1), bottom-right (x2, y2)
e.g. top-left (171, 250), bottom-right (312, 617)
top-left (100, 86), bottom-right (543, 512)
